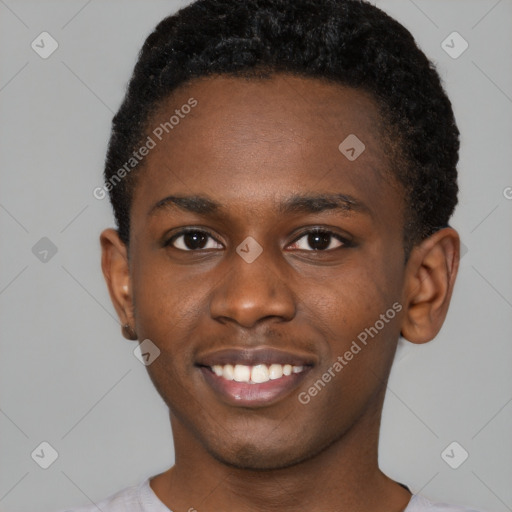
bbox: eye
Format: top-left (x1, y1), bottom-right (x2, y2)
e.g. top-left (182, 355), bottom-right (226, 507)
top-left (165, 227), bottom-right (350, 252)
top-left (166, 229), bottom-right (223, 251)
top-left (288, 229), bottom-right (348, 251)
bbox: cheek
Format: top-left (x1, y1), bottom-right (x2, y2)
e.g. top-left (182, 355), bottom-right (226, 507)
top-left (130, 264), bottom-right (210, 410)
top-left (302, 265), bottom-right (400, 341)
top-left (298, 277), bottom-right (400, 423)
top-left (299, 264), bottom-right (402, 394)
top-left (131, 257), bottom-right (209, 358)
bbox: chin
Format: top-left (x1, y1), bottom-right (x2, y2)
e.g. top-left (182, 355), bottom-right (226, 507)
top-left (204, 434), bottom-right (323, 471)
top-left (212, 447), bottom-right (301, 471)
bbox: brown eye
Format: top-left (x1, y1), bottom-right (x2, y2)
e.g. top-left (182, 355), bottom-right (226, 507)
top-left (167, 229), bottom-right (223, 251)
top-left (288, 229), bottom-right (347, 251)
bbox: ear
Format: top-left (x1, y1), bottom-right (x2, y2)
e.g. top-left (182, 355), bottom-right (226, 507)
top-left (100, 228), bottom-right (137, 340)
top-left (400, 227), bottom-right (460, 344)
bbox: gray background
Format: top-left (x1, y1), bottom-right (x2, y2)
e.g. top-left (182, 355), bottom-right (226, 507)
top-left (0, 0), bottom-right (511, 511)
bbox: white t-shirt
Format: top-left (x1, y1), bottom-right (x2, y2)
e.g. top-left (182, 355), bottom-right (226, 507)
top-left (56, 478), bottom-right (485, 512)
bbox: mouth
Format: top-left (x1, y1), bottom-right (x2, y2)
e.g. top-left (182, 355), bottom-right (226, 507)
top-left (210, 362), bottom-right (306, 382)
top-left (196, 347), bottom-right (315, 407)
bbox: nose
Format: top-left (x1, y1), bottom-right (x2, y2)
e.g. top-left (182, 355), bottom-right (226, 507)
top-left (209, 248), bottom-right (296, 328)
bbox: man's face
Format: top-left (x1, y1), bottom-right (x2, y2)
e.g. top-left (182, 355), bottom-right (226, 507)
top-left (128, 75), bottom-right (407, 469)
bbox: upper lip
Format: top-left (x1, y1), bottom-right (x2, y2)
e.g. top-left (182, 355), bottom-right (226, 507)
top-left (196, 347), bottom-right (316, 368)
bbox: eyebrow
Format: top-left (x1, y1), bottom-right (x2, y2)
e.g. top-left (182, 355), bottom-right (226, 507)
top-left (148, 193), bottom-right (371, 218)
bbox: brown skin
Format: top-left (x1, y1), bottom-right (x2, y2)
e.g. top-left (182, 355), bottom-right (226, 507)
top-left (100, 75), bottom-right (460, 512)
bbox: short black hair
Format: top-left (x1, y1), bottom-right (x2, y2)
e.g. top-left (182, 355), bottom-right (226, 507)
top-left (104, 0), bottom-right (459, 254)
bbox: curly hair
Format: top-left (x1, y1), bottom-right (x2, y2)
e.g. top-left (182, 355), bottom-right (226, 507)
top-left (103, 0), bottom-right (459, 254)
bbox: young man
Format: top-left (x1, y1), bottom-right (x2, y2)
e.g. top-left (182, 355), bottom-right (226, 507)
top-left (62, 0), bottom-right (483, 510)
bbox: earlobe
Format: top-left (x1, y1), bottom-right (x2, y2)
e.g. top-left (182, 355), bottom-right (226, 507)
top-left (400, 228), bottom-right (460, 344)
top-left (100, 228), bottom-right (136, 340)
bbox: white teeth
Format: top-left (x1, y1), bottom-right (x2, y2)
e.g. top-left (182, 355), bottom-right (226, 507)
top-left (268, 364), bottom-right (283, 380)
top-left (251, 364), bottom-right (269, 383)
top-left (222, 364), bottom-right (234, 380)
top-left (233, 364), bottom-right (251, 382)
top-left (210, 363), bottom-right (305, 384)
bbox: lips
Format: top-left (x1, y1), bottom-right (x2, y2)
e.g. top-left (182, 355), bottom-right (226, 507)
top-left (196, 347), bottom-right (315, 407)
top-left (197, 347), bottom-right (316, 367)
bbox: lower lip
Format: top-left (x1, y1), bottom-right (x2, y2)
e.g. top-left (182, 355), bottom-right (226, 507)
top-left (199, 366), bottom-right (311, 407)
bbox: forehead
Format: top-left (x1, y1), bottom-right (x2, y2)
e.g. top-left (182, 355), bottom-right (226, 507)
top-left (148, 74), bottom-right (386, 157)
top-left (131, 74), bottom-right (402, 225)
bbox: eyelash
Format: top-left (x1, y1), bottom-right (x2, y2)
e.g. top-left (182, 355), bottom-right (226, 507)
top-left (164, 227), bottom-right (352, 252)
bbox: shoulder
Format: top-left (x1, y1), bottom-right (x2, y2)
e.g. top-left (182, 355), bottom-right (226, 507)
top-left (406, 494), bottom-right (488, 512)
top-left (54, 479), bottom-right (156, 512)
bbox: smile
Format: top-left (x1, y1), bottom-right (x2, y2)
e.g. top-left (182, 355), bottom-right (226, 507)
top-left (211, 363), bottom-right (305, 384)
top-left (196, 347), bottom-right (315, 406)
